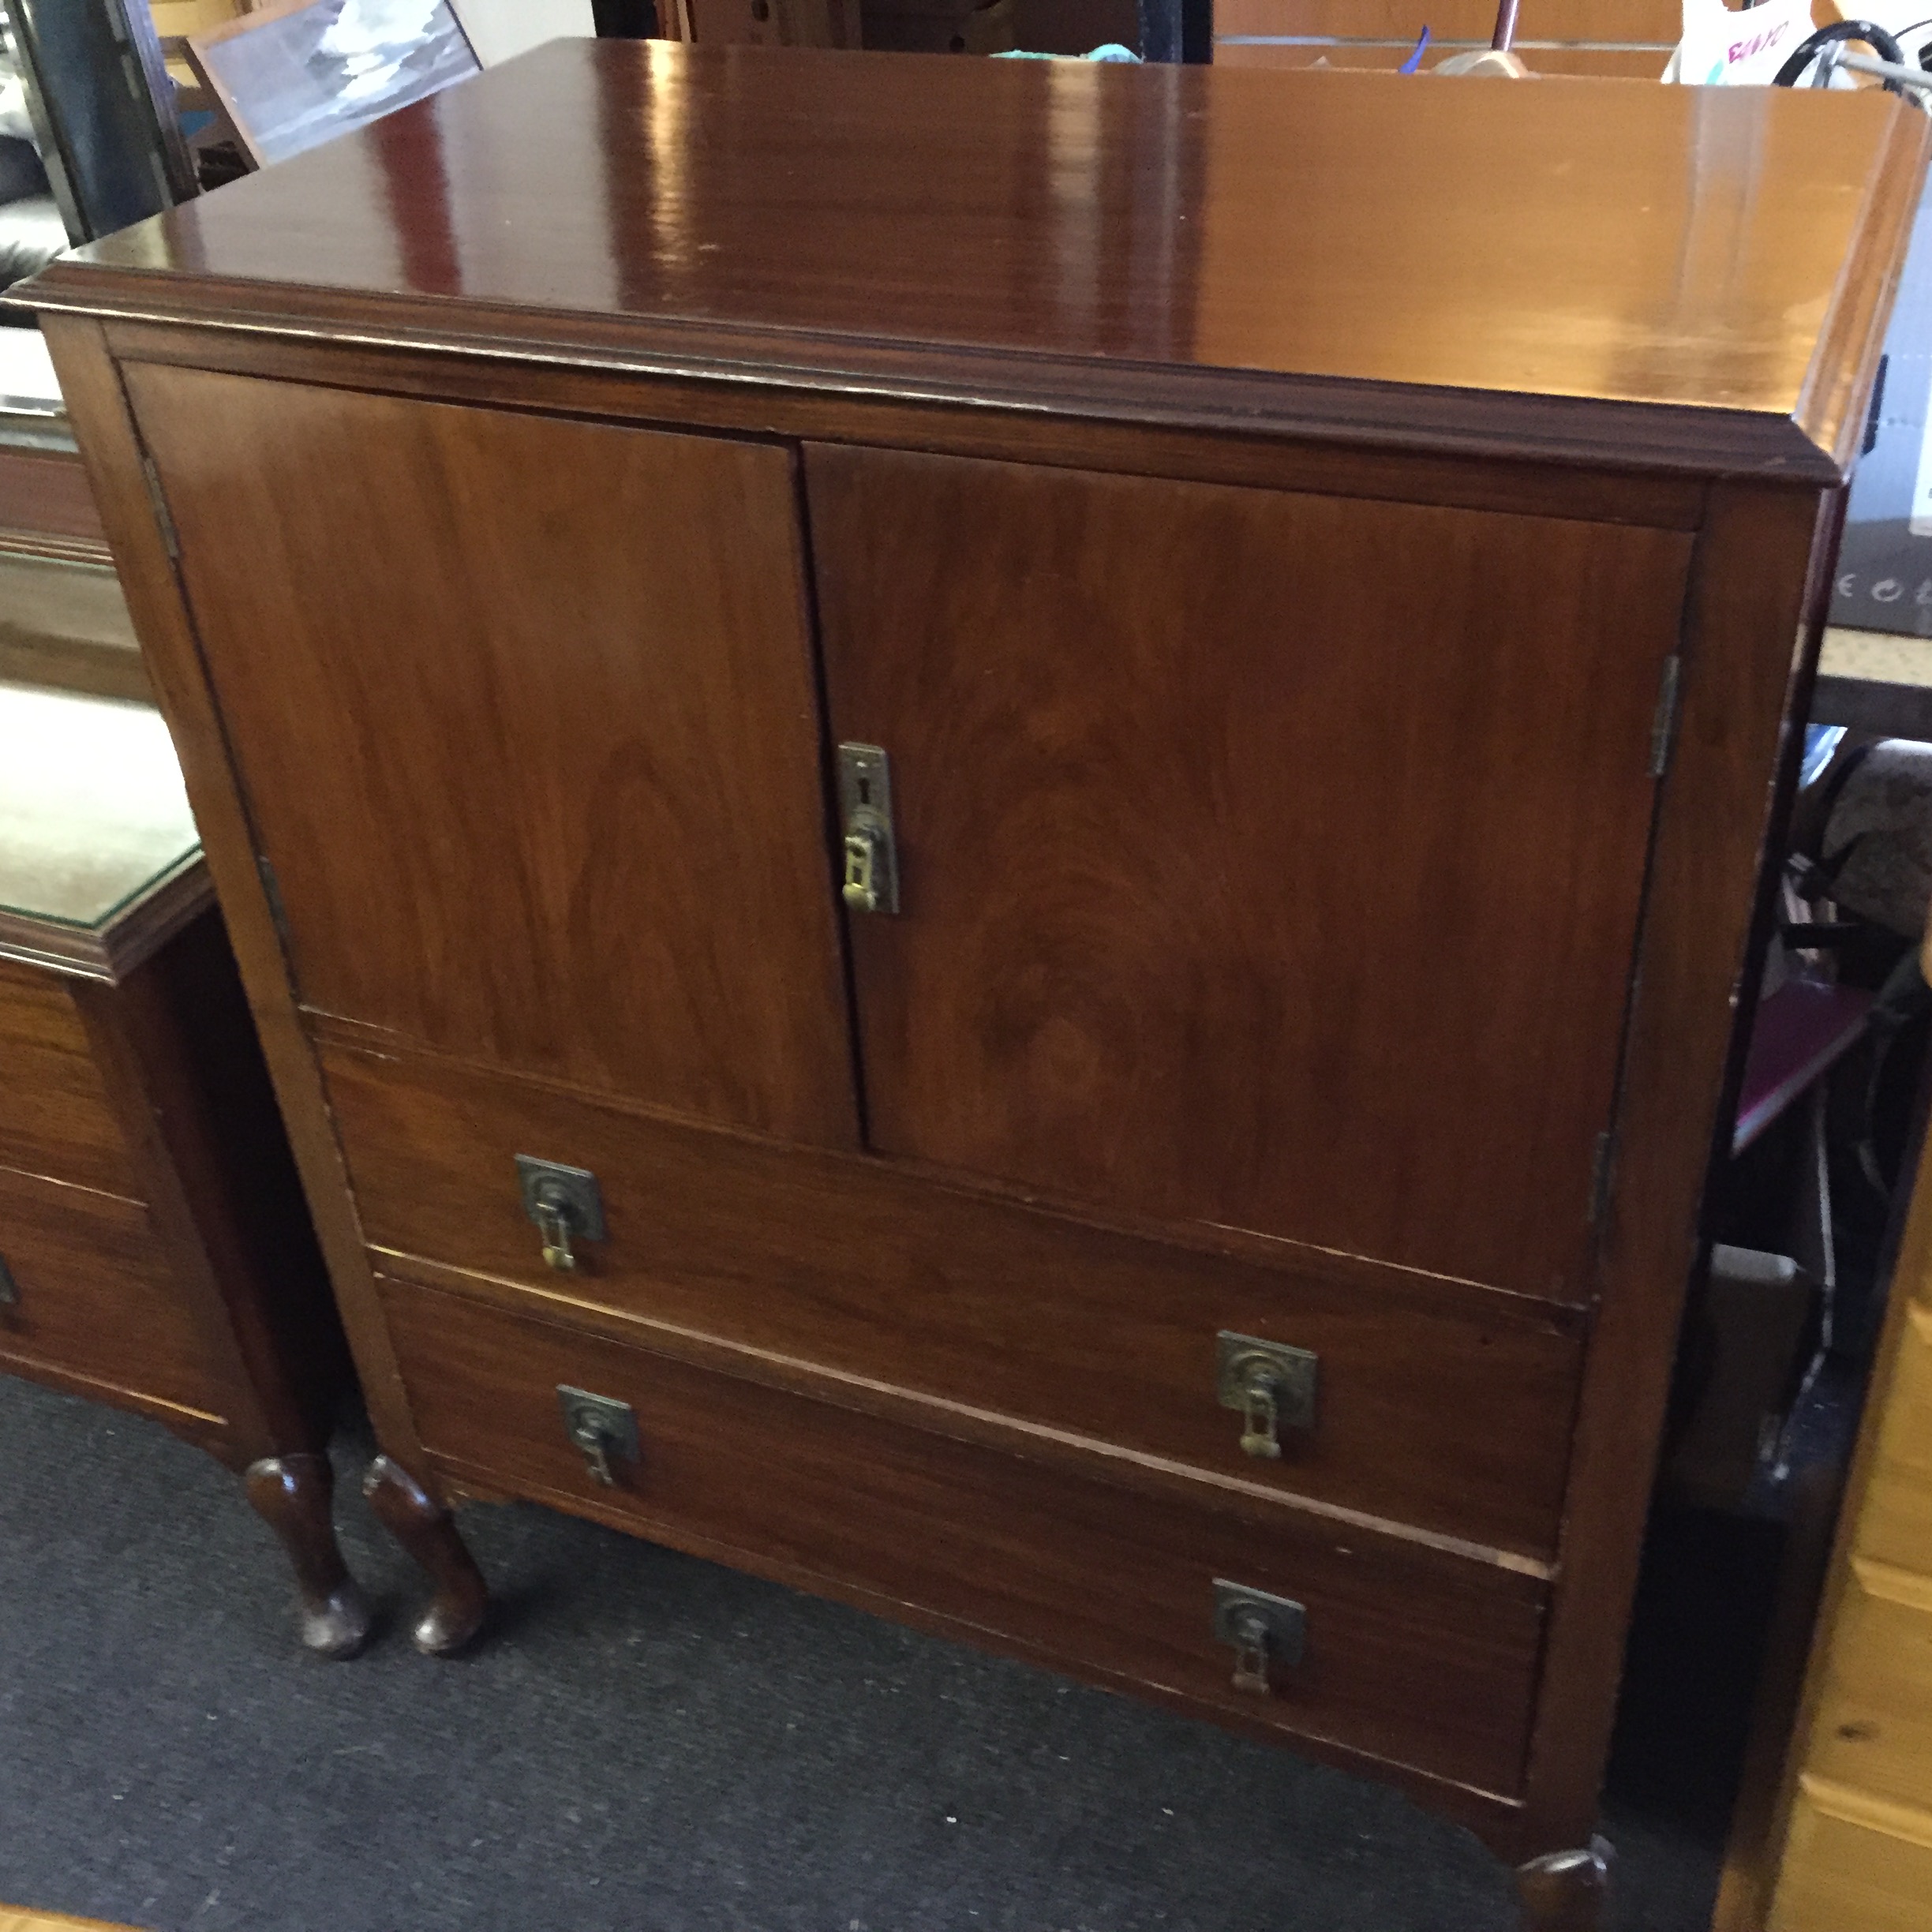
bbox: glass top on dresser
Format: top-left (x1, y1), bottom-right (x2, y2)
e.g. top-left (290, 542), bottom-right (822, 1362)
top-left (0, 680), bottom-right (200, 934)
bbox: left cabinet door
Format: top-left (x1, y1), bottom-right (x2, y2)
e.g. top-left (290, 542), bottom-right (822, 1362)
top-left (125, 367), bottom-right (856, 1150)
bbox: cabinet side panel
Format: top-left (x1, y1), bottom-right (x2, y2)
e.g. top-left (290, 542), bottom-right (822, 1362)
top-left (122, 362), bottom-right (857, 1151)
top-left (39, 313), bottom-right (434, 1477)
top-left (1518, 481), bottom-right (1836, 1859)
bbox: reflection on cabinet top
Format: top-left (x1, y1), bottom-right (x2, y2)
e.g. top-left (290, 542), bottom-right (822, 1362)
top-left (21, 42), bottom-right (1926, 478)
top-left (0, 680), bottom-right (208, 979)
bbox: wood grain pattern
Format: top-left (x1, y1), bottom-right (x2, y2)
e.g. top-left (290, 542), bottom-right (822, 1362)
top-left (97, 319), bottom-right (1713, 534)
top-left (380, 1267), bottom-right (1548, 1799)
top-left (1773, 1781), bottom-right (1932, 1932)
top-left (19, 43), bottom-right (1928, 477)
top-left (811, 445), bottom-right (1687, 1299)
top-left (0, 960), bottom-right (144, 1200)
top-left (0, 1163), bottom-right (218, 1414)
top-left (0, 446), bottom-right (110, 555)
top-left (125, 364), bottom-right (856, 1149)
top-left (39, 312), bottom-right (440, 1489)
top-left (1851, 1300), bottom-right (1932, 1578)
top-left (1515, 481), bottom-right (1839, 1859)
top-left (320, 1035), bottom-right (1585, 1557)
top-left (1751, 1012), bottom-right (1932, 1930)
top-left (24, 39), bottom-right (1918, 1883)
top-left (74, 913), bottom-right (346, 1463)
top-left (1798, 1561), bottom-right (1932, 1816)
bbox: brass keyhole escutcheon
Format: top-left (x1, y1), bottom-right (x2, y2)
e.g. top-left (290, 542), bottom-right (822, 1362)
top-left (837, 743), bottom-right (900, 915)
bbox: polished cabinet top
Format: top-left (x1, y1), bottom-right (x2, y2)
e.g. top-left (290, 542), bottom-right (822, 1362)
top-left (0, 680), bottom-right (204, 975)
top-left (21, 43), bottom-right (1925, 476)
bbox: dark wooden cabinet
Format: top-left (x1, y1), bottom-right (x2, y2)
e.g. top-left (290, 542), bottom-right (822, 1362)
top-left (0, 680), bottom-right (364, 1653)
top-left (20, 41), bottom-right (1927, 1927)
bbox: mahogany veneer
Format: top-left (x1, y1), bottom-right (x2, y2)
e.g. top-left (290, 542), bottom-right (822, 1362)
top-left (17, 42), bottom-right (1926, 1926)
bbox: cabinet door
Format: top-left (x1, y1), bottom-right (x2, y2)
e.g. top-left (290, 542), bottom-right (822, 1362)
top-left (128, 368), bottom-right (855, 1149)
top-left (807, 446), bottom-right (1693, 1298)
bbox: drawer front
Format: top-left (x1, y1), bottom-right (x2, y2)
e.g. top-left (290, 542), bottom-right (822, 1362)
top-left (0, 963), bottom-right (142, 1200)
top-left (1770, 1779), bottom-right (1932, 1932)
top-left (324, 1042), bottom-right (1585, 1557)
top-left (1807, 1560), bottom-right (1932, 1817)
top-left (0, 1164), bottom-right (220, 1415)
top-left (1861, 1298), bottom-right (1932, 1576)
top-left (380, 1270), bottom-right (1546, 1797)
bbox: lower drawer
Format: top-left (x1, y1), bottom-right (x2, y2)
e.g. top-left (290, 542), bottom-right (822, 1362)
top-left (0, 1163), bottom-right (220, 1416)
top-left (0, 960), bottom-right (144, 1200)
top-left (380, 1268), bottom-right (1548, 1799)
top-left (324, 1041), bottom-right (1584, 1557)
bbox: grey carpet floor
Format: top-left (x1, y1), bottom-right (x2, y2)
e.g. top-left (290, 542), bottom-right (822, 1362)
top-left (0, 1376), bottom-right (1758, 1932)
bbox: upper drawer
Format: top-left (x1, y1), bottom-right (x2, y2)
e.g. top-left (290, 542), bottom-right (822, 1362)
top-left (809, 447), bottom-right (1690, 1300)
top-left (0, 1162), bottom-right (219, 1417)
top-left (380, 1268), bottom-right (1547, 1803)
top-left (322, 1039), bottom-right (1585, 1559)
top-left (0, 960), bottom-right (142, 1200)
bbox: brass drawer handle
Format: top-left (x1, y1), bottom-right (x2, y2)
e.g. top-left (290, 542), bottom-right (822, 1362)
top-left (1216, 1331), bottom-right (1318, 1460)
top-left (1213, 1580), bottom-right (1305, 1696)
top-left (557, 1385), bottom-right (639, 1487)
top-left (515, 1155), bottom-right (606, 1272)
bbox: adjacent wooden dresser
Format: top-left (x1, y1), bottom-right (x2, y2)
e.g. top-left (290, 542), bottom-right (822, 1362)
top-left (1754, 926), bottom-right (1932, 1931)
top-left (18, 44), bottom-right (1926, 1926)
top-left (0, 677), bottom-right (365, 1654)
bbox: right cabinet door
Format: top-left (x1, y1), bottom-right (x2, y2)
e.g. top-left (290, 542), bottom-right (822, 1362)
top-left (806, 446), bottom-right (1694, 1301)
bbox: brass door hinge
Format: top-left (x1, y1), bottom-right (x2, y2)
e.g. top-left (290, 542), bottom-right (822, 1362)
top-left (1587, 1129), bottom-right (1615, 1227)
top-left (1649, 655), bottom-right (1683, 779)
top-left (140, 455), bottom-right (179, 561)
top-left (256, 854), bottom-right (291, 948)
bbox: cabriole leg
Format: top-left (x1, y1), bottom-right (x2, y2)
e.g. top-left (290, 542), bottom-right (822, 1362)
top-left (363, 1453), bottom-right (488, 1655)
top-left (245, 1451), bottom-right (373, 1659)
top-left (1515, 1838), bottom-right (1613, 1932)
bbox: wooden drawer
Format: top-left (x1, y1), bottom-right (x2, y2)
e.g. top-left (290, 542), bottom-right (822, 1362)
top-left (0, 963), bottom-right (142, 1200)
top-left (323, 1041), bottom-right (1586, 1557)
top-left (1771, 1779), bottom-right (1932, 1932)
top-left (379, 1268), bottom-right (1548, 1798)
top-left (1804, 1559), bottom-right (1932, 1816)
top-left (0, 1163), bottom-right (220, 1416)
top-left (1859, 1298), bottom-right (1932, 1575)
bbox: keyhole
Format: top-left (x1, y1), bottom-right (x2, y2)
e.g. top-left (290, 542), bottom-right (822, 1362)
top-left (858, 777), bottom-right (871, 806)
top-left (751, 0), bottom-right (769, 17)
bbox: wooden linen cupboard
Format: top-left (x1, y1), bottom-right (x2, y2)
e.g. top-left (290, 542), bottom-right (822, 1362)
top-left (17, 42), bottom-right (1926, 1927)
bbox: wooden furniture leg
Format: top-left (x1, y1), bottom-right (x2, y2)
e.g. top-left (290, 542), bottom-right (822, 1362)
top-left (1515, 1840), bottom-right (1613, 1931)
top-left (363, 1454), bottom-right (489, 1654)
top-left (243, 1452), bottom-right (372, 1658)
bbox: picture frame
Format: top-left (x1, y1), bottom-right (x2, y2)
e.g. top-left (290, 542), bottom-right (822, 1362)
top-left (187, 0), bottom-right (481, 171)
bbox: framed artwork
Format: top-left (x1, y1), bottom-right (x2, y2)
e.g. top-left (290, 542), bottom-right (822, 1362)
top-left (187, 0), bottom-right (481, 170)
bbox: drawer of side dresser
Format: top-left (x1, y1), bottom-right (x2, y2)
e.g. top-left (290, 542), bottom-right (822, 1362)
top-left (0, 1163), bottom-right (220, 1415)
top-left (324, 1043), bottom-right (1583, 1558)
top-left (0, 963), bottom-right (142, 1200)
top-left (379, 1269), bottom-right (1546, 1799)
